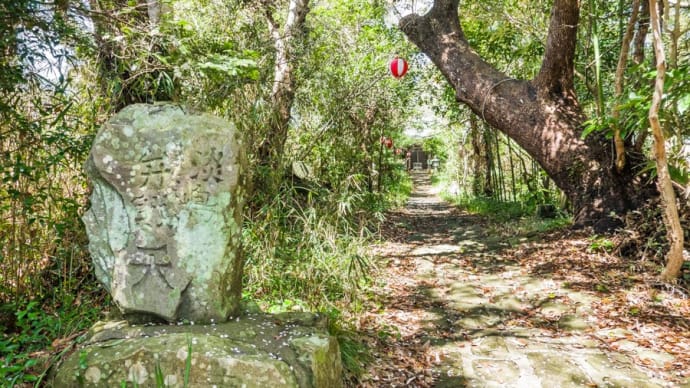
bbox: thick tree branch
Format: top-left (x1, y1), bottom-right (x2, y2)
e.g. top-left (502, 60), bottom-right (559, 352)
top-left (400, 0), bottom-right (523, 128)
top-left (399, 0), bottom-right (463, 51)
top-left (400, 0), bottom-right (582, 171)
top-left (535, 0), bottom-right (580, 96)
top-left (400, 0), bottom-right (647, 230)
top-left (267, 0), bottom-right (309, 102)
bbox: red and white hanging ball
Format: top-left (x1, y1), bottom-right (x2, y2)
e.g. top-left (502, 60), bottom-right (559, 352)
top-left (389, 57), bottom-right (409, 78)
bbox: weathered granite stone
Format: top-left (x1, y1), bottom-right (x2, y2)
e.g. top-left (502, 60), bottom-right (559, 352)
top-left (52, 313), bottom-right (343, 388)
top-left (82, 103), bottom-right (245, 323)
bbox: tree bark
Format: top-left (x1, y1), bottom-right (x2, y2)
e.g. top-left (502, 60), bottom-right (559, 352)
top-left (262, 0), bottom-right (310, 169)
top-left (663, 0), bottom-right (681, 69)
top-left (612, 0), bottom-right (640, 172)
top-left (633, 0), bottom-right (650, 65)
top-left (400, 0), bottom-right (649, 230)
top-left (631, 0), bottom-right (652, 153)
top-left (648, 0), bottom-right (684, 281)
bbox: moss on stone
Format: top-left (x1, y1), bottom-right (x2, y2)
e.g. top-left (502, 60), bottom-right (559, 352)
top-left (54, 313), bottom-right (343, 387)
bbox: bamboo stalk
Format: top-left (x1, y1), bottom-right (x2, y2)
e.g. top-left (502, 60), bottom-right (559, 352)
top-left (493, 130), bottom-right (506, 202)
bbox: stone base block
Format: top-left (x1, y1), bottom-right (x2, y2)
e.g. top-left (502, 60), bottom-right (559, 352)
top-left (52, 313), bottom-right (342, 388)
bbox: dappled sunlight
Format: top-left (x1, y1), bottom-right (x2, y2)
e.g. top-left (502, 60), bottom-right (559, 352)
top-left (539, 100), bottom-right (589, 161)
top-left (358, 172), bottom-right (689, 387)
top-left (410, 243), bottom-right (463, 256)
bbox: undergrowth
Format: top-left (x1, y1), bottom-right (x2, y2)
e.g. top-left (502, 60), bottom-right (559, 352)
top-left (326, 309), bottom-right (372, 384)
top-left (243, 171), bottom-right (411, 380)
top-left (438, 180), bottom-right (572, 234)
top-left (613, 196), bottom-right (690, 285)
top-left (1, 160), bottom-right (410, 386)
top-left (1, 292), bottom-right (106, 387)
top-left (243, 170), bottom-right (410, 313)
top-left (243, 179), bottom-right (375, 314)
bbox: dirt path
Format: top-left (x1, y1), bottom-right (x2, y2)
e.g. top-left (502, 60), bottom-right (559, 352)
top-left (357, 171), bottom-right (688, 387)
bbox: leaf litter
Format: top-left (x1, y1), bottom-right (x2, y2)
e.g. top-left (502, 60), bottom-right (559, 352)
top-left (352, 175), bottom-right (689, 387)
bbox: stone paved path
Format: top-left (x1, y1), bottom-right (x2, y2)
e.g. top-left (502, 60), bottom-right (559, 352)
top-left (362, 171), bottom-right (684, 388)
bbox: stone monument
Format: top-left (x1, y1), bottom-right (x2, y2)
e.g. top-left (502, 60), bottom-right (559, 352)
top-left (54, 104), bottom-right (343, 387)
top-left (82, 103), bottom-right (245, 323)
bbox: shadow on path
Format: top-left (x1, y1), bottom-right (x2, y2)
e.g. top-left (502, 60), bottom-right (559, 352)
top-left (357, 171), bottom-right (683, 388)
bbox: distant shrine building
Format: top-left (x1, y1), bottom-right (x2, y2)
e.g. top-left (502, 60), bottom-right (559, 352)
top-left (407, 144), bottom-right (428, 170)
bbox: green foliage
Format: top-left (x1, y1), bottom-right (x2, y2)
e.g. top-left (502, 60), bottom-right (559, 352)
top-left (381, 168), bottom-right (413, 209)
top-left (3, 0), bottom-right (685, 383)
top-left (197, 54), bottom-right (258, 79)
top-left (581, 61), bottom-right (690, 186)
top-left (440, 184), bottom-right (571, 235)
top-left (4, 5), bottom-right (414, 383)
top-left (1, 296), bottom-right (102, 386)
top-left (0, 0), bottom-right (90, 94)
top-left (154, 360), bottom-right (165, 387)
top-left (184, 337), bottom-right (192, 387)
top-left (461, 0), bottom-right (549, 78)
top-left (243, 179), bottom-right (379, 313)
top-left (443, 193), bottom-right (534, 223)
top-left (588, 236), bottom-right (615, 253)
top-left (0, 4), bottom-right (107, 384)
top-left (421, 137), bottom-right (446, 161)
top-left (238, 0), bottom-right (415, 324)
top-left (326, 309), bottom-right (371, 380)
top-left (0, 71), bottom-right (99, 309)
top-left (77, 350), bottom-right (88, 386)
top-left (161, 1), bottom-right (264, 109)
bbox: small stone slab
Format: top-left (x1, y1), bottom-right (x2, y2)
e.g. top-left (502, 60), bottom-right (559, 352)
top-left (52, 313), bottom-right (342, 388)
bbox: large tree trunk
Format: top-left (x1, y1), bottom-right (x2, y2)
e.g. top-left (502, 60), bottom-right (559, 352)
top-left (400, 0), bottom-right (650, 230)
